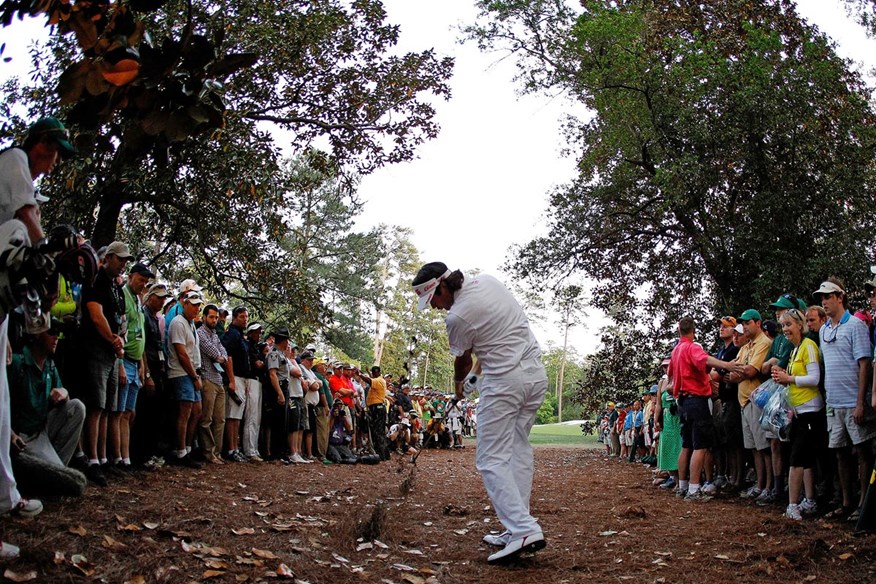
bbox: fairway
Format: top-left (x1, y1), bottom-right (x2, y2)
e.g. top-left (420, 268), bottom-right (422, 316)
top-left (528, 421), bottom-right (601, 447)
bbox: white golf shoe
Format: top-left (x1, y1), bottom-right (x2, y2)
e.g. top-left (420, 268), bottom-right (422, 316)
top-left (482, 530), bottom-right (511, 547)
top-left (487, 532), bottom-right (546, 564)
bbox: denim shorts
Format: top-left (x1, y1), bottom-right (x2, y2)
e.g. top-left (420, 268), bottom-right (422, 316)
top-left (171, 375), bottom-right (202, 403)
top-left (117, 358), bottom-right (141, 412)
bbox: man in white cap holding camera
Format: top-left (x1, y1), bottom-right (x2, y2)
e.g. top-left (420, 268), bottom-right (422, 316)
top-left (412, 262), bottom-right (547, 564)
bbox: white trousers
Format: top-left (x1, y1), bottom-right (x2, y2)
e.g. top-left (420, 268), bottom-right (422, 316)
top-left (475, 357), bottom-right (547, 538)
top-left (237, 376), bottom-right (263, 457)
top-left (0, 317), bottom-right (22, 511)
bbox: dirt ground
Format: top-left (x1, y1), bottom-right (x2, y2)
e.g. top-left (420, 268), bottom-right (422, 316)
top-left (3, 445), bottom-right (876, 583)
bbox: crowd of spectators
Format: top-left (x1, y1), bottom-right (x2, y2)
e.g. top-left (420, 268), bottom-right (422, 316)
top-left (599, 278), bottom-right (876, 525)
top-left (0, 117), bottom-right (478, 559)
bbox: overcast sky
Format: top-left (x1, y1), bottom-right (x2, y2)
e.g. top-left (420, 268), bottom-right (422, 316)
top-left (2, 1), bottom-right (875, 357)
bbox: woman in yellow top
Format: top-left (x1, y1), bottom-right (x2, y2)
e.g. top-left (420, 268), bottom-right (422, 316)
top-left (771, 308), bottom-right (826, 521)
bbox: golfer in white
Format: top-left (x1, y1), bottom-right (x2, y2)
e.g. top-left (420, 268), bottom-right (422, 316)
top-left (413, 262), bottom-right (547, 564)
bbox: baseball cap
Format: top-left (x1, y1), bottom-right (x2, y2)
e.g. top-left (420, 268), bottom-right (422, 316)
top-left (719, 316), bottom-right (736, 327)
top-left (300, 351), bottom-right (315, 360)
top-left (814, 281), bottom-right (844, 297)
top-left (184, 291), bottom-right (204, 305)
top-left (246, 323), bottom-right (263, 334)
top-left (738, 308), bottom-right (762, 322)
top-left (865, 277), bottom-right (876, 293)
top-left (412, 262), bottom-right (451, 311)
top-left (25, 314), bottom-right (61, 336)
top-left (304, 343), bottom-right (317, 352)
top-left (769, 293), bottom-right (802, 311)
top-left (26, 117), bottom-right (75, 157)
top-left (130, 262), bottom-right (155, 278)
top-left (145, 282), bottom-right (171, 299)
top-left (733, 323), bottom-right (745, 334)
top-left (649, 385), bottom-right (658, 395)
top-left (179, 279), bottom-right (202, 295)
top-left (272, 327), bottom-right (291, 341)
top-left (342, 362), bottom-right (353, 370)
top-left (105, 241), bottom-right (134, 260)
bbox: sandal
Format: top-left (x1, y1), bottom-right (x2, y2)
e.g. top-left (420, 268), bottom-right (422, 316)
top-left (847, 508), bottom-right (861, 522)
top-left (824, 505), bottom-right (854, 520)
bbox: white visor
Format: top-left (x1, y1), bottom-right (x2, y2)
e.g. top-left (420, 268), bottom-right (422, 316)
top-left (413, 269), bottom-right (451, 311)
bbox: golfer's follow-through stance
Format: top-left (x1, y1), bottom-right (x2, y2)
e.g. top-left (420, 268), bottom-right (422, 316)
top-left (412, 262), bottom-right (548, 564)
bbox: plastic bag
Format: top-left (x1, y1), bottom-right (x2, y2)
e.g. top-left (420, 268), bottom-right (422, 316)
top-left (751, 379), bottom-right (782, 409)
top-left (759, 383), bottom-right (793, 440)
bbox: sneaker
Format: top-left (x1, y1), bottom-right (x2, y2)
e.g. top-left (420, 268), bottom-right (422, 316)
top-left (684, 490), bottom-right (713, 502)
top-left (701, 482), bottom-right (718, 496)
top-left (483, 530), bottom-right (512, 547)
top-left (785, 503), bottom-right (802, 521)
top-left (713, 475), bottom-right (729, 490)
top-left (487, 532), bottom-right (546, 564)
top-left (292, 454), bottom-right (311, 464)
top-left (9, 498), bottom-right (43, 518)
top-left (799, 498), bottom-right (818, 515)
top-left (232, 450), bottom-right (247, 463)
top-left (739, 485), bottom-right (762, 500)
top-left (85, 464), bottom-right (108, 487)
top-left (281, 455), bottom-right (296, 465)
top-left (755, 489), bottom-right (776, 506)
top-left (247, 454), bottom-right (264, 463)
top-left (169, 454), bottom-right (203, 469)
top-left (0, 541), bottom-right (20, 560)
top-left (658, 477), bottom-right (677, 490)
top-left (675, 488), bottom-right (688, 499)
top-left (321, 459), bottom-right (333, 465)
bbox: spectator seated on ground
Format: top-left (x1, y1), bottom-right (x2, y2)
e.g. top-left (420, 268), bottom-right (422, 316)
top-left (423, 414), bottom-right (452, 449)
top-left (9, 315), bottom-right (87, 496)
top-left (326, 400), bottom-right (358, 464)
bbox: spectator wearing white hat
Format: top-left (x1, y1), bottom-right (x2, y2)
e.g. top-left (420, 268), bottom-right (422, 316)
top-left (814, 277), bottom-right (875, 522)
top-left (166, 291), bottom-right (205, 468)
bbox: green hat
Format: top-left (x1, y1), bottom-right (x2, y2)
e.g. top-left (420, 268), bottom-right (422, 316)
top-left (768, 294), bottom-right (804, 311)
top-left (25, 117), bottom-right (75, 158)
top-left (739, 308), bottom-right (762, 322)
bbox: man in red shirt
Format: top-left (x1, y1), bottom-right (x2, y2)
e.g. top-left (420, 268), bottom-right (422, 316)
top-left (667, 316), bottom-right (738, 501)
top-left (328, 362), bottom-right (355, 409)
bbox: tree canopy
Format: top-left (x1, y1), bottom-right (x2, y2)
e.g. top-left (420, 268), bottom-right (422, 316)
top-left (1, 0), bottom-right (453, 354)
top-left (466, 0), bottom-right (876, 395)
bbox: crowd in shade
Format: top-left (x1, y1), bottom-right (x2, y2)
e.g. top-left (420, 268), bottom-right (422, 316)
top-left (598, 277), bottom-right (876, 525)
top-left (0, 117), bottom-right (480, 559)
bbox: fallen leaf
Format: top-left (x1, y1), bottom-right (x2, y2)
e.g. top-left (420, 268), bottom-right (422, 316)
top-left (392, 564), bottom-right (416, 572)
top-left (356, 542), bottom-right (373, 551)
top-left (277, 563), bottom-right (294, 578)
top-left (401, 575), bottom-right (425, 584)
top-left (252, 548), bottom-right (280, 559)
top-left (68, 525), bottom-right (87, 536)
top-left (654, 551), bottom-right (672, 557)
top-left (423, 521), bottom-right (433, 526)
top-left (203, 570), bottom-right (226, 578)
top-left (124, 577), bottom-right (146, 584)
top-left (71, 554), bottom-right (95, 577)
top-left (3, 570), bottom-right (38, 582)
top-left (332, 553), bottom-right (350, 563)
top-left (233, 527), bottom-right (256, 535)
top-left (53, 551), bottom-right (65, 565)
top-left (295, 491), bottom-right (310, 496)
top-left (143, 521), bottom-right (159, 530)
top-left (118, 523), bottom-right (142, 532)
top-left (839, 553), bottom-right (853, 560)
top-left (115, 513), bottom-right (126, 523)
top-left (599, 530), bottom-right (618, 536)
top-left (181, 541), bottom-right (198, 553)
top-left (204, 546), bottom-right (229, 557)
top-left (373, 540), bottom-right (389, 549)
top-left (235, 556), bottom-right (264, 567)
top-left (235, 575), bottom-right (249, 583)
top-left (715, 555), bottom-right (729, 560)
top-left (103, 535), bottom-right (128, 551)
top-left (404, 549), bottom-right (424, 555)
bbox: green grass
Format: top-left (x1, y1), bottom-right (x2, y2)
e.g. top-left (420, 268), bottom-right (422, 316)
top-left (528, 422), bottom-right (601, 446)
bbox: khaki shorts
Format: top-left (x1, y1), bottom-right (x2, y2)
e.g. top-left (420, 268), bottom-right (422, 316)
top-left (742, 402), bottom-right (769, 451)
top-left (827, 406), bottom-right (876, 448)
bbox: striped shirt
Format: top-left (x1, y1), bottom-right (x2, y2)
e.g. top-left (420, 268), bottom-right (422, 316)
top-left (820, 310), bottom-right (871, 408)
